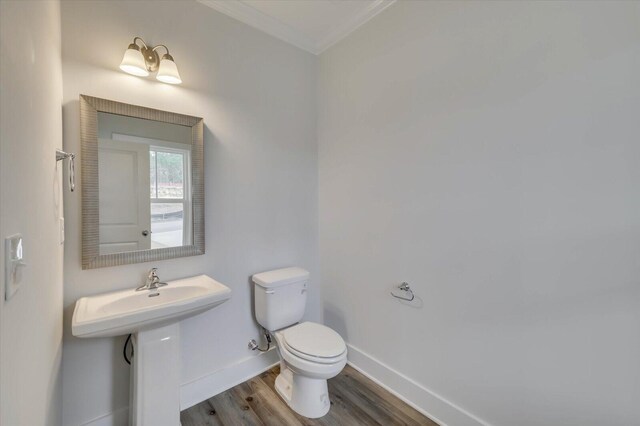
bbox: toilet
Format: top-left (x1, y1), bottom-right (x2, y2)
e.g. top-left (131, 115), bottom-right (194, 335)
top-left (252, 267), bottom-right (347, 418)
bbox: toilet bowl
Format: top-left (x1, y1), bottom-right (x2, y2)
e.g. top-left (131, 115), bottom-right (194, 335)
top-left (273, 322), bottom-right (347, 418)
top-left (252, 267), bottom-right (347, 418)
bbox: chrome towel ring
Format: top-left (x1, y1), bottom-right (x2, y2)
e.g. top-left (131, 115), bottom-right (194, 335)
top-left (390, 282), bottom-right (415, 301)
top-left (56, 149), bottom-right (76, 192)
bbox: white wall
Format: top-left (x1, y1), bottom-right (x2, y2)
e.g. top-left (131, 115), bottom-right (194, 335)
top-left (60, 1), bottom-right (319, 424)
top-left (0, 1), bottom-right (64, 425)
top-left (318, 1), bottom-right (640, 426)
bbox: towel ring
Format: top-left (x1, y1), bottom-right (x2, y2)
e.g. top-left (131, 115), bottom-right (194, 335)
top-left (390, 282), bottom-right (415, 301)
top-left (56, 149), bottom-right (76, 192)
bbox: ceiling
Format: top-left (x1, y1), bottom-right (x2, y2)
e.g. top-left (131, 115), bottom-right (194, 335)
top-left (198, 0), bottom-right (397, 55)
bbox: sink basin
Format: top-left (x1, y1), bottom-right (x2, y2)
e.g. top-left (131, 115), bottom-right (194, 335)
top-left (72, 274), bottom-right (231, 338)
top-left (72, 273), bottom-right (231, 425)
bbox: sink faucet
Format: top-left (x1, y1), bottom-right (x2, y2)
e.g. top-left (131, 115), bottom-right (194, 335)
top-left (136, 268), bottom-right (168, 291)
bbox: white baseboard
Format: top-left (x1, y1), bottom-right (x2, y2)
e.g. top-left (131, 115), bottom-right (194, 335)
top-left (346, 343), bottom-right (491, 426)
top-left (82, 348), bottom-right (279, 425)
top-left (180, 347), bottom-right (280, 410)
top-left (83, 406), bottom-right (128, 426)
top-left (84, 344), bottom-right (488, 426)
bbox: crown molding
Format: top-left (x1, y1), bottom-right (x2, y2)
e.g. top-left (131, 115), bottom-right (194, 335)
top-left (316, 0), bottom-right (396, 53)
top-left (197, 0), bottom-right (397, 55)
top-left (197, 0), bottom-right (319, 54)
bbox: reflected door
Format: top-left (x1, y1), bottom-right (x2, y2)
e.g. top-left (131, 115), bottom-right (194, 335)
top-left (98, 139), bottom-right (151, 254)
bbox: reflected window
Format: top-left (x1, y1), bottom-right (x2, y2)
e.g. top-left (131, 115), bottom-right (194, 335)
top-left (149, 147), bottom-right (190, 249)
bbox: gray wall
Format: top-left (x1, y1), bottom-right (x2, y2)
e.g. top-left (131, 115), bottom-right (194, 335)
top-left (318, 1), bottom-right (640, 425)
top-left (61, 1), bottom-right (319, 424)
top-left (0, 1), bottom-right (64, 425)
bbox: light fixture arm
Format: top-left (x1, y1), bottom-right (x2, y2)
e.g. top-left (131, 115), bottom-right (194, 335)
top-left (152, 44), bottom-right (175, 62)
top-left (151, 44), bottom-right (169, 54)
top-left (132, 36), bottom-right (148, 49)
top-left (127, 36), bottom-right (161, 72)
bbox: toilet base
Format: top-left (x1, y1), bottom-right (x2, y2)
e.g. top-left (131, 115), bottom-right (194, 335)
top-left (275, 364), bottom-right (331, 418)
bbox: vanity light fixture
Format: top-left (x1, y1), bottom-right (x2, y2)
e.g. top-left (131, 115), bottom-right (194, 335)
top-left (119, 37), bottom-right (182, 85)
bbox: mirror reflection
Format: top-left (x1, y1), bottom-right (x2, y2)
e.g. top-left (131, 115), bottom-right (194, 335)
top-left (97, 112), bottom-right (193, 255)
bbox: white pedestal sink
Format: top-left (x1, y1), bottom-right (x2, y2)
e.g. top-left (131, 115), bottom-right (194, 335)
top-left (72, 274), bottom-right (231, 426)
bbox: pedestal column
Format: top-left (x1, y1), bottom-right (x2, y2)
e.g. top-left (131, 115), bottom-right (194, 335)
top-left (130, 323), bottom-right (181, 426)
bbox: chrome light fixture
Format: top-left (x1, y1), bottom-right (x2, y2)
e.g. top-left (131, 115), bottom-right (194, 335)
top-left (119, 37), bottom-right (182, 84)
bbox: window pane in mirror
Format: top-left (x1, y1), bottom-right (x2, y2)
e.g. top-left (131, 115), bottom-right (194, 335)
top-left (151, 203), bottom-right (184, 248)
top-left (150, 151), bottom-right (157, 198)
top-left (156, 151), bottom-right (183, 199)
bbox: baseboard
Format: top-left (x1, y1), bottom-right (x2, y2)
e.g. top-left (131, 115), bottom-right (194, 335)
top-left (84, 343), bottom-right (487, 426)
top-left (82, 348), bottom-right (279, 425)
top-left (180, 347), bottom-right (280, 410)
top-left (82, 406), bottom-right (128, 426)
top-left (346, 343), bottom-right (491, 426)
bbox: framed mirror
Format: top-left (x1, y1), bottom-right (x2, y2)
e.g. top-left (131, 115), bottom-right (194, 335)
top-left (80, 95), bottom-right (204, 269)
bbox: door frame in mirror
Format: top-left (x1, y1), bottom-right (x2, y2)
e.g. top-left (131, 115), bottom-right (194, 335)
top-left (80, 95), bottom-right (204, 269)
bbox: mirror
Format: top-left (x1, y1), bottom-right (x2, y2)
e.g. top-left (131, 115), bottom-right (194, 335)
top-left (80, 95), bottom-right (204, 269)
top-left (97, 113), bottom-right (192, 254)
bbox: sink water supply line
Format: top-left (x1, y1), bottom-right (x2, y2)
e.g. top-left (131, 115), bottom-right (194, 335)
top-left (123, 334), bottom-right (134, 365)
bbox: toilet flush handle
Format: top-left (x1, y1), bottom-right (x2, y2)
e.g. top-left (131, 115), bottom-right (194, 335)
top-left (265, 290), bottom-right (275, 295)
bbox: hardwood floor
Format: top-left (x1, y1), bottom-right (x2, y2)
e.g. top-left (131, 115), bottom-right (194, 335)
top-left (181, 364), bottom-right (438, 426)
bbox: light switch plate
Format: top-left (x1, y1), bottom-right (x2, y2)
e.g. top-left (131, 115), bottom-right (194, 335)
top-left (59, 217), bottom-right (65, 245)
top-left (5, 234), bottom-right (26, 301)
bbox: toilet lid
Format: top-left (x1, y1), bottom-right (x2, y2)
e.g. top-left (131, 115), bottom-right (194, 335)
top-left (282, 322), bottom-right (346, 359)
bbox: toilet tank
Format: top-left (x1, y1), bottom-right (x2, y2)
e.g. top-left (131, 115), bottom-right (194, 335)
top-left (252, 267), bottom-right (309, 331)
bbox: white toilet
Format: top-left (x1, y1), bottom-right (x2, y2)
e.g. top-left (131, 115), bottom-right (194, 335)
top-left (252, 267), bottom-right (347, 418)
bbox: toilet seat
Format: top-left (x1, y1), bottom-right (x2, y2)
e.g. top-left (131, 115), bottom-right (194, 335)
top-left (280, 322), bottom-right (347, 364)
top-left (283, 342), bottom-right (346, 364)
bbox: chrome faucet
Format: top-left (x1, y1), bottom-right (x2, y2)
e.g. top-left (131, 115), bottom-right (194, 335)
top-left (136, 268), bottom-right (168, 291)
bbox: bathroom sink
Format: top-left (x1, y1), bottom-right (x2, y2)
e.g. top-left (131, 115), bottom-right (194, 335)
top-left (72, 274), bottom-right (231, 338)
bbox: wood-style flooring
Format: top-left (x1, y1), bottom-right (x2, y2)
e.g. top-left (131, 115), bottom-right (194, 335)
top-left (180, 364), bottom-right (438, 426)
